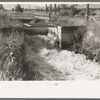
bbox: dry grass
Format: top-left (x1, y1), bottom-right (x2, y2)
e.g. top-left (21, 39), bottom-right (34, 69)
top-left (49, 16), bottom-right (87, 26)
top-left (0, 28), bottom-right (25, 81)
top-left (0, 12), bottom-right (23, 28)
top-left (81, 22), bottom-right (100, 62)
top-left (0, 12), bottom-right (25, 80)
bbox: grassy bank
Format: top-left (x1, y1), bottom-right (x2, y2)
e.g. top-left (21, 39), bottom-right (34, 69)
top-left (0, 13), bottom-right (26, 80)
top-left (0, 27), bottom-right (25, 80)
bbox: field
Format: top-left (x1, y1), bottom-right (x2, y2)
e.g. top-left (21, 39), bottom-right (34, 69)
top-left (0, 9), bottom-right (100, 81)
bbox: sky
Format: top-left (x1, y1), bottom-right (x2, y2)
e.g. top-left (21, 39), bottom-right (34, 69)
top-left (2, 4), bottom-right (100, 10)
top-left (77, 4), bottom-right (100, 8)
top-left (3, 4), bottom-right (45, 10)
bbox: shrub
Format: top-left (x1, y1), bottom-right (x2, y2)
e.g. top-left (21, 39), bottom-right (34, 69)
top-left (15, 4), bottom-right (23, 13)
top-left (0, 13), bottom-right (10, 27)
top-left (81, 23), bottom-right (100, 62)
top-left (67, 22), bottom-right (100, 62)
top-left (0, 27), bottom-right (25, 80)
top-left (68, 26), bottom-right (87, 53)
top-left (0, 12), bottom-right (22, 28)
top-left (59, 5), bottom-right (80, 17)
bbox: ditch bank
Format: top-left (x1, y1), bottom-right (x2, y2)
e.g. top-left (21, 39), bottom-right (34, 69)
top-left (0, 27), bottom-right (25, 80)
top-left (1, 24), bottom-right (100, 80)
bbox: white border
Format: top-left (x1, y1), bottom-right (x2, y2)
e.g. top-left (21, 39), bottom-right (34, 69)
top-left (0, 81), bottom-right (100, 98)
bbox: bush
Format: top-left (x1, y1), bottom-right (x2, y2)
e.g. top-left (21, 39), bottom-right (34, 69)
top-left (0, 13), bottom-right (10, 27)
top-left (68, 26), bottom-right (87, 53)
top-left (15, 4), bottom-right (23, 13)
top-left (0, 13), bottom-right (22, 28)
top-left (79, 9), bottom-right (86, 17)
top-left (59, 5), bottom-right (81, 17)
top-left (67, 23), bottom-right (100, 62)
top-left (81, 23), bottom-right (100, 62)
top-left (0, 27), bottom-right (25, 80)
top-left (60, 10), bottom-right (71, 16)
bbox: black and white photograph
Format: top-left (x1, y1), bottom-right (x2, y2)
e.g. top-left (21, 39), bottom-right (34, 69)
top-left (0, 2), bottom-right (100, 81)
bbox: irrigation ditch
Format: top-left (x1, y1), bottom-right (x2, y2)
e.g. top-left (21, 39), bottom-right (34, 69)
top-left (1, 22), bottom-right (100, 80)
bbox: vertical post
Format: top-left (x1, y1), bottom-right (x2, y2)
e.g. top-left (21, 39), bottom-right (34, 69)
top-left (49, 13), bottom-right (50, 21)
top-left (36, 5), bottom-right (37, 11)
top-left (50, 4), bottom-right (52, 14)
top-left (49, 4), bottom-right (52, 21)
top-left (29, 4), bottom-right (30, 14)
top-left (54, 4), bottom-right (57, 15)
top-left (86, 4), bottom-right (89, 25)
top-left (46, 4), bottom-right (47, 14)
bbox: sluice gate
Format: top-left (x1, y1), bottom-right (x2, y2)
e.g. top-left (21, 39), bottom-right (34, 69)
top-left (0, 23), bottom-right (87, 49)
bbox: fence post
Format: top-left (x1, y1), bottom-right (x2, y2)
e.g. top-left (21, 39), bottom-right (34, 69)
top-left (49, 4), bottom-right (52, 21)
top-left (29, 4), bottom-right (30, 14)
top-left (46, 4), bottom-right (47, 14)
top-left (50, 4), bottom-right (52, 14)
top-left (86, 4), bottom-right (89, 25)
top-left (49, 13), bottom-right (51, 21)
top-left (54, 4), bottom-right (57, 15)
